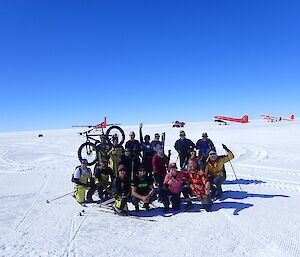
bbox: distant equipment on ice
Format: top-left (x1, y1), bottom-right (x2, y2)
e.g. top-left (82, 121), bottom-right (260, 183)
top-left (172, 121), bottom-right (186, 128)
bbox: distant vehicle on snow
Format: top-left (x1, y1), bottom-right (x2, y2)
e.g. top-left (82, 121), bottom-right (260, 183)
top-left (172, 121), bottom-right (185, 127)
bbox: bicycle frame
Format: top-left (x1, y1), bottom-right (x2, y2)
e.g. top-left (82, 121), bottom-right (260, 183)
top-left (81, 128), bottom-right (109, 146)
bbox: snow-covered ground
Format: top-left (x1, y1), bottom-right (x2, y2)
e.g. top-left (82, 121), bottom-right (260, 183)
top-left (0, 120), bottom-right (299, 257)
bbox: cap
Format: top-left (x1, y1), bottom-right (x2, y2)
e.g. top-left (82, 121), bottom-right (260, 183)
top-left (169, 162), bottom-right (177, 169)
top-left (118, 164), bottom-right (127, 172)
top-left (202, 132), bottom-right (208, 138)
top-left (154, 133), bottom-right (160, 137)
top-left (138, 166), bottom-right (147, 172)
top-left (80, 159), bottom-right (88, 164)
top-left (209, 150), bottom-right (217, 156)
top-left (112, 135), bottom-right (118, 141)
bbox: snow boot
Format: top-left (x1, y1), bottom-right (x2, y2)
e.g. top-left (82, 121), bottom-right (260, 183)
top-left (184, 200), bottom-right (193, 210)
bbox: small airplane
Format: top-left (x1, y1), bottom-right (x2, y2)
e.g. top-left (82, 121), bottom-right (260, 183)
top-left (261, 114), bottom-right (295, 122)
top-left (214, 115), bottom-right (249, 124)
top-left (72, 117), bottom-right (120, 129)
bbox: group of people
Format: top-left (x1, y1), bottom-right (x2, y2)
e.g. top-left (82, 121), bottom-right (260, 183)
top-left (72, 125), bottom-right (234, 215)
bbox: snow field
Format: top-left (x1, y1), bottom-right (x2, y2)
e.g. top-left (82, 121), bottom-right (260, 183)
top-left (0, 120), bottom-right (299, 257)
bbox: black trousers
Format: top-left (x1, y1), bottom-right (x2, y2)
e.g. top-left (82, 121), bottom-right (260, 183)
top-left (160, 189), bottom-right (181, 210)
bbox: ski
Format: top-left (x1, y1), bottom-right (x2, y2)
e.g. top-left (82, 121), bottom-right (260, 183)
top-left (95, 205), bottom-right (157, 222)
top-left (76, 198), bottom-right (157, 221)
top-left (161, 132), bottom-right (165, 150)
top-left (98, 197), bottom-right (115, 206)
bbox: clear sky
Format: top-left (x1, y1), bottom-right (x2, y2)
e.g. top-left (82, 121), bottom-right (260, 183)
top-left (0, 0), bottom-right (299, 131)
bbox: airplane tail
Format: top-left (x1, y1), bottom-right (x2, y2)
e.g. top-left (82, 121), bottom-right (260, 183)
top-left (103, 116), bottom-right (107, 127)
top-left (242, 115), bottom-right (249, 123)
top-left (290, 114), bottom-right (295, 120)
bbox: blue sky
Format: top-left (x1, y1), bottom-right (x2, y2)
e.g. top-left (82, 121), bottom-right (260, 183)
top-left (0, 0), bottom-right (299, 131)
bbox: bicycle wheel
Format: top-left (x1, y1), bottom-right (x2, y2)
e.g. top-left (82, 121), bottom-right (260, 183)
top-left (106, 125), bottom-right (125, 146)
top-left (78, 142), bottom-right (98, 166)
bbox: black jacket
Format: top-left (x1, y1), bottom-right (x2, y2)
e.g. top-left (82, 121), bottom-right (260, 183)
top-left (113, 176), bottom-right (131, 197)
top-left (174, 138), bottom-right (195, 156)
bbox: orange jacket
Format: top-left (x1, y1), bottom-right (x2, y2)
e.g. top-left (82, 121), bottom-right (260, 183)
top-left (188, 169), bottom-right (209, 200)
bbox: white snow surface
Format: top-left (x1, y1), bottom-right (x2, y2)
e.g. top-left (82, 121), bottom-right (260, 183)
top-left (0, 120), bottom-right (300, 257)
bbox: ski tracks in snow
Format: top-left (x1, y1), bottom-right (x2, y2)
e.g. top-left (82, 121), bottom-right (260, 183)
top-left (62, 208), bottom-right (92, 257)
top-left (219, 206), bottom-right (300, 257)
top-left (14, 170), bottom-right (52, 232)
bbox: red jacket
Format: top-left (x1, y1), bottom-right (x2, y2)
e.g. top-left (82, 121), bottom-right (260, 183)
top-left (152, 154), bottom-right (169, 176)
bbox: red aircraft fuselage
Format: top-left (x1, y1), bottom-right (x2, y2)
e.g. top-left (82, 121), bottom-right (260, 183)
top-left (214, 115), bottom-right (249, 123)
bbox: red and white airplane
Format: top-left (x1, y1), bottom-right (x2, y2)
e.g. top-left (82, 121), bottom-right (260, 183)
top-left (72, 117), bottom-right (120, 129)
top-left (261, 114), bottom-right (295, 122)
top-left (214, 115), bottom-right (249, 125)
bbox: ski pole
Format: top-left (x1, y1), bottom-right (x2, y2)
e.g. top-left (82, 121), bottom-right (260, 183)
top-left (229, 160), bottom-right (243, 192)
top-left (46, 191), bottom-right (74, 203)
top-left (174, 155), bottom-right (179, 169)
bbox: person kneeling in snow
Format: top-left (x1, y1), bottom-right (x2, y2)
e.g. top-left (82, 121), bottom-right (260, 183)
top-left (205, 144), bottom-right (234, 200)
top-left (72, 159), bottom-right (95, 203)
top-left (131, 166), bottom-right (157, 211)
top-left (92, 159), bottom-right (115, 200)
top-left (161, 162), bottom-right (188, 212)
top-left (186, 158), bottom-right (212, 212)
top-left (112, 164), bottom-right (131, 215)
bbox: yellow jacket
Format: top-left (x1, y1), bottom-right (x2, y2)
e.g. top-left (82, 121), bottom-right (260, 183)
top-left (205, 151), bottom-right (234, 177)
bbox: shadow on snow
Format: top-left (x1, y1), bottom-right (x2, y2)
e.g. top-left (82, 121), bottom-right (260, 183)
top-left (128, 188), bottom-right (289, 217)
top-left (211, 190), bottom-right (289, 215)
top-left (224, 179), bottom-right (266, 185)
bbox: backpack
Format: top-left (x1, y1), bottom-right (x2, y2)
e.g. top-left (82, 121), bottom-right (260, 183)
top-left (71, 166), bottom-right (82, 182)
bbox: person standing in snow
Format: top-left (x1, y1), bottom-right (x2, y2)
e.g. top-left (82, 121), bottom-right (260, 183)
top-left (72, 159), bottom-right (95, 203)
top-left (152, 148), bottom-right (170, 201)
top-left (204, 144), bottom-right (234, 200)
top-left (97, 134), bottom-right (111, 163)
top-left (174, 130), bottom-right (195, 169)
top-left (151, 133), bottom-right (163, 152)
top-left (131, 166), bottom-right (157, 211)
top-left (125, 131), bottom-right (141, 179)
top-left (196, 132), bottom-right (216, 160)
top-left (118, 148), bottom-right (140, 182)
top-left (112, 164), bottom-right (131, 215)
top-left (139, 123), bottom-right (155, 175)
top-left (108, 136), bottom-right (124, 176)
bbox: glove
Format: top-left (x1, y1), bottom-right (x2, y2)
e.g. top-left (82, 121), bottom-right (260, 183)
top-left (83, 182), bottom-right (91, 189)
top-left (222, 144), bottom-right (229, 152)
